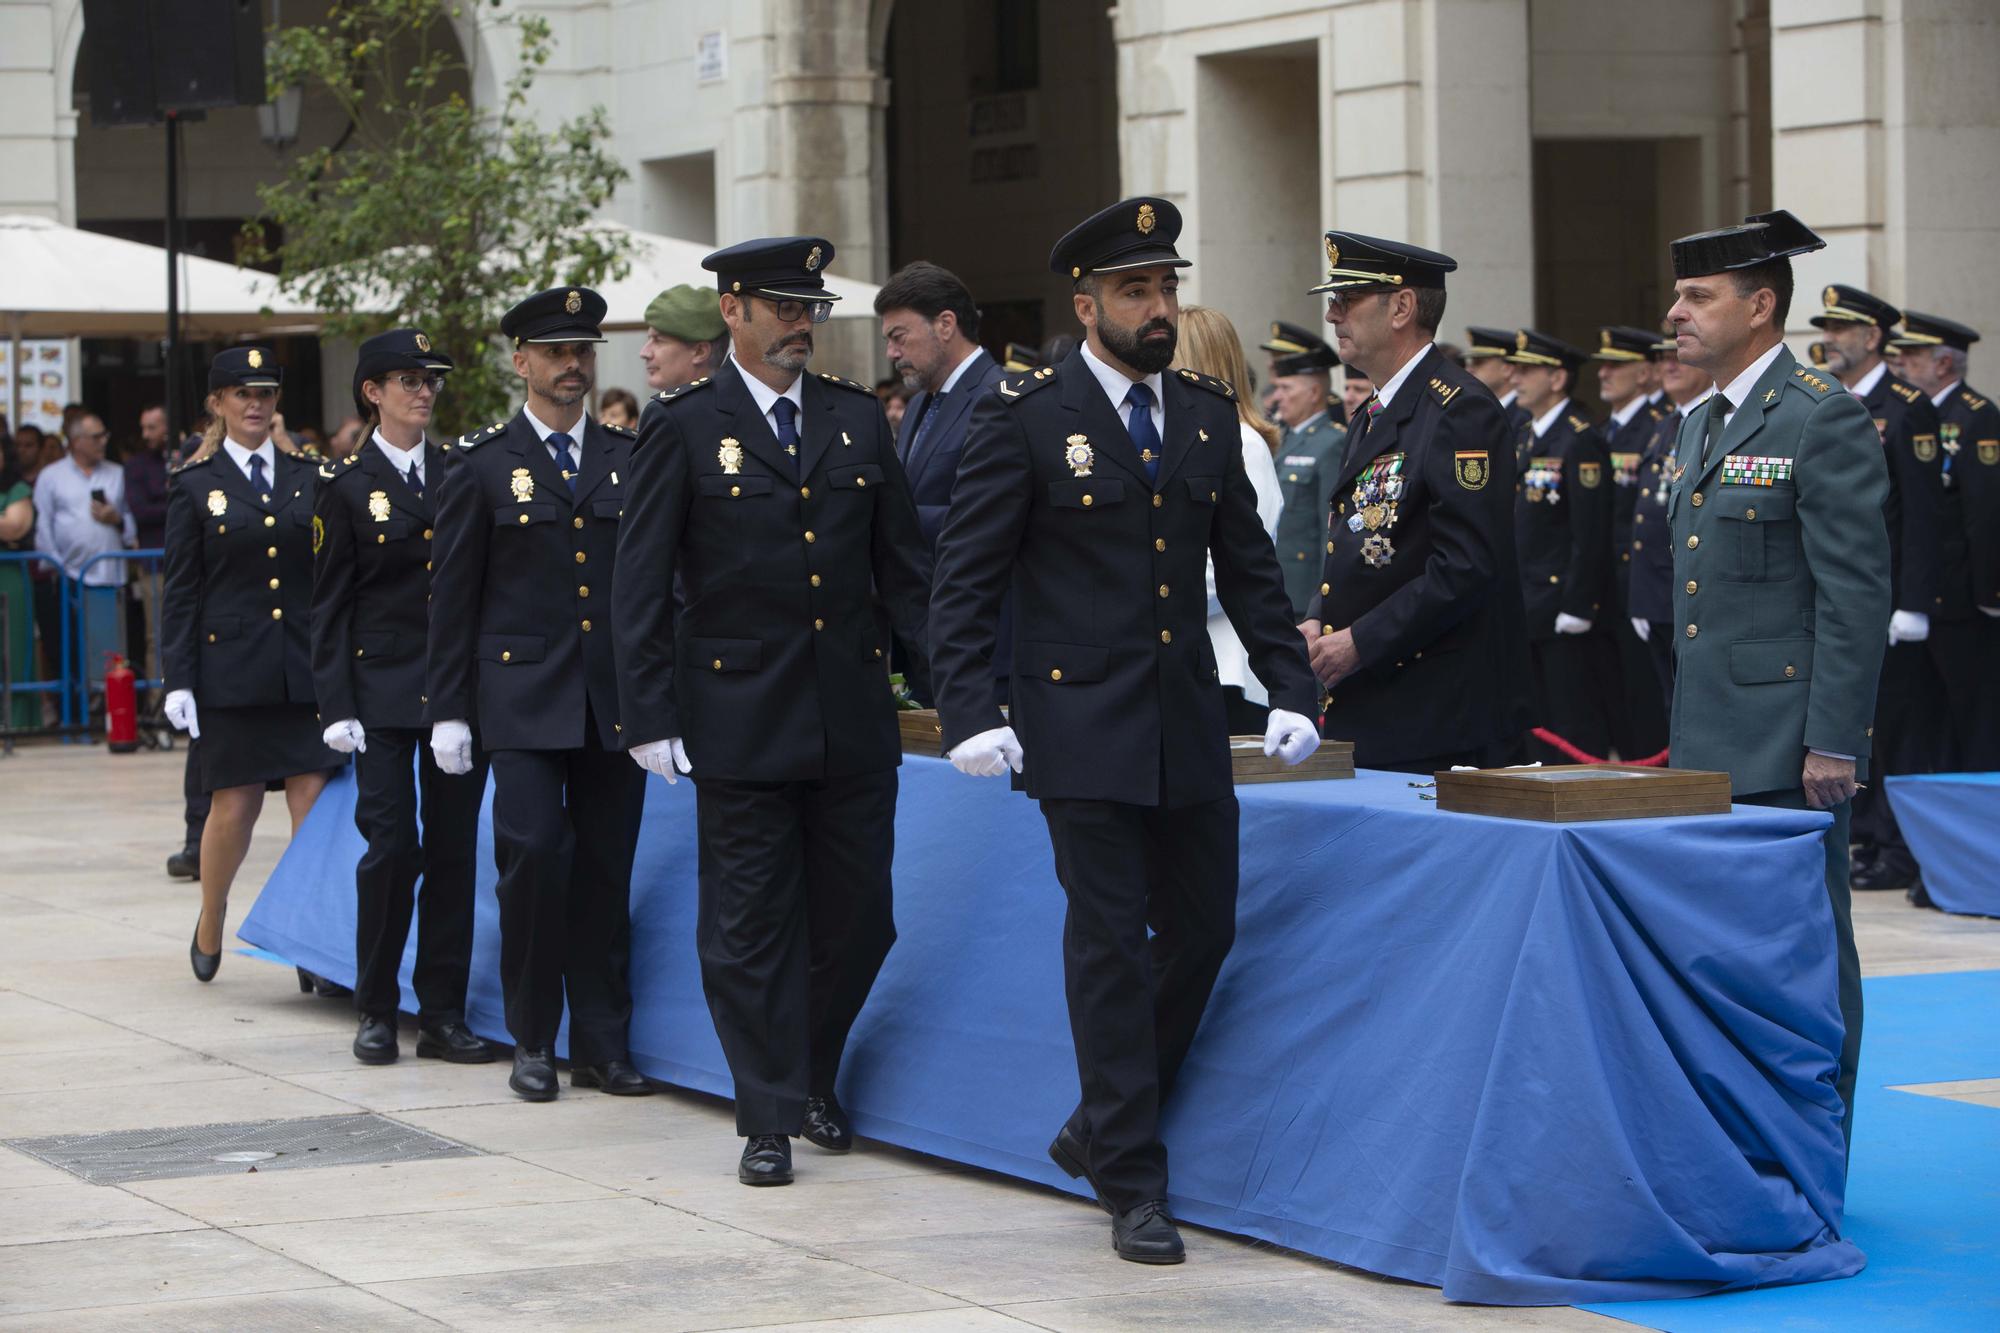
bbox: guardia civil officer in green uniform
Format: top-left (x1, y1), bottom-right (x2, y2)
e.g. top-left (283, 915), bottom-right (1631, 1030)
top-left (1297, 233), bottom-right (1530, 771)
top-left (1809, 285), bottom-right (1947, 894)
top-left (1664, 209), bottom-right (1889, 1150)
top-left (1267, 332), bottom-right (1346, 616)
top-left (929, 198), bottom-right (1320, 1264)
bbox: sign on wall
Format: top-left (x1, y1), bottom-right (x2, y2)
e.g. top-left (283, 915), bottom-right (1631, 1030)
top-left (2, 341), bottom-right (72, 432)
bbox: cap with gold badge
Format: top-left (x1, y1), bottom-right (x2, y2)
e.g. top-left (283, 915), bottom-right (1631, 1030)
top-left (209, 346), bottom-right (283, 390)
top-left (1307, 231), bottom-right (1456, 294)
top-left (1271, 331), bottom-right (1338, 379)
top-left (1464, 326), bottom-right (1517, 362)
top-left (1809, 283), bottom-right (1901, 332)
top-left (1259, 320), bottom-right (1321, 356)
top-left (1891, 310), bottom-right (1980, 353)
top-left (702, 236), bottom-right (844, 306)
top-left (1048, 197), bottom-right (1189, 280)
top-left (1505, 329), bottom-right (1587, 372)
top-left (500, 287), bottom-right (608, 347)
top-left (1591, 326), bottom-right (1662, 363)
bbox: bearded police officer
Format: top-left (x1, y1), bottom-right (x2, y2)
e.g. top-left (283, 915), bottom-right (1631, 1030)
top-left (1267, 331), bottom-right (1345, 616)
top-left (929, 197), bottom-right (1320, 1264)
top-left (1298, 233), bottom-right (1529, 771)
top-left (1665, 210), bottom-right (1889, 1150)
top-left (427, 287), bottom-right (651, 1103)
top-left (1810, 284), bottom-right (1947, 894)
top-left (613, 238), bottom-right (933, 1188)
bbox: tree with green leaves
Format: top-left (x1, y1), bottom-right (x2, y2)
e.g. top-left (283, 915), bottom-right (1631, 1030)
top-left (243, 0), bottom-right (632, 431)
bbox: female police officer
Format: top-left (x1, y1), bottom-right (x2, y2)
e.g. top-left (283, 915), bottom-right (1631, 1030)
top-left (310, 330), bottom-right (491, 1065)
top-left (163, 347), bottom-right (337, 981)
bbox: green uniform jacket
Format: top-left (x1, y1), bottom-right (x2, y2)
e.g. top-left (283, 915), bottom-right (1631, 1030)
top-left (1273, 413), bottom-right (1347, 616)
top-left (1666, 345), bottom-right (1890, 795)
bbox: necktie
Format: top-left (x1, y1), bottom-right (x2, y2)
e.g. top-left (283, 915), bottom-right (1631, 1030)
top-left (772, 398), bottom-right (801, 478)
top-left (548, 433), bottom-right (577, 495)
top-left (405, 460), bottom-right (424, 499)
top-left (1701, 393), bottom-right (1731, 467)
top-left (1125, 382), bottom-right (1160, 483)
top-left (247, 453), bottom-right (268, 498)
top-left (905, 393), bottom-right (942, 469)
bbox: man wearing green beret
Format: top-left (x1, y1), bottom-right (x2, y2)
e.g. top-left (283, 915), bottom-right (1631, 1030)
top-left (639, 284), bottom-right (730, 394)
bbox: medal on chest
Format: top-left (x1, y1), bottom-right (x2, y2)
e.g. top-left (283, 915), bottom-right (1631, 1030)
top-left (1345, 453), bottom-right (1406, 567)
top-left (510, 468), bottom-right (534, 503)
top-left (367, 490), bottom-right (392, 522)
top-left (206, 489), bottom-right (227, 517)
top-left (1523, 456), bottom-right (1563, 504)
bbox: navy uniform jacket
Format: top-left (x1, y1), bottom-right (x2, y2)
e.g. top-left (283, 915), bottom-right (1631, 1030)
top-left (310, 440), bottom-right (445, 730)
top-left (1303, 346), bottom-right (1530, 764)
top-left (426, 412), bottom-right (634, 751)
top-left (1514, 406), bottom-right (1613, 640)
top-left (1931, 382), bottom-right (2000, 617)
top-left (1606, 401), bottom-right (1666, 604)
top-left (161, 446), bottom-right (320, 706)
top-left (1627, 404), bottom-right (1686, 625)
top-left (612, 365), bottom-right (933, 782)
top-left (897, 348), bottom-right (1004, 548)
top-left (1272, 413), bottom-right (1346, 615)
top-left (929, 350), bottom-right (1317, 809)
top-left (1860, 369), bottom-right (1945, 613)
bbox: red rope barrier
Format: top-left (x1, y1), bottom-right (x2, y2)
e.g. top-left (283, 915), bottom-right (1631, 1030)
top-left (1529, 728), bottom-right (1670, 767)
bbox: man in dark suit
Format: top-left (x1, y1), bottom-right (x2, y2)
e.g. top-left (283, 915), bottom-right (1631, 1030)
top-left (1507, 329), bottom-right (1618, 763)
top-left (1811, 284), bottom-right (1947, 892)
top-left (426, 287), bottom-right (651, 1104)
top-left (613, 237), bottom-right (933, 1188)
top-left (1593, 325), bottom-right (1672, 761)
top-left (1297, 233), bottom-right (1530, 772)
top-left (929, 197), bottom-right (1321, 1265)
top-left (1627, 332), bottom-right (1714, 711)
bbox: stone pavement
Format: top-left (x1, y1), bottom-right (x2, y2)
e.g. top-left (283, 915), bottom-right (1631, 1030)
top-left (3, 747), bottom-right (1995, 1331)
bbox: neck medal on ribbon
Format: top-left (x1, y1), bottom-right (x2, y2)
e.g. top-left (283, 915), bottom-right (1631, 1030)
top-left (1345, 453), bottom-right (1406, 568)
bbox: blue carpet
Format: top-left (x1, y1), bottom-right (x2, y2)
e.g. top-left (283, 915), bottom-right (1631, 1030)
top-left (1585, 970), bottom-right (2000, 1330)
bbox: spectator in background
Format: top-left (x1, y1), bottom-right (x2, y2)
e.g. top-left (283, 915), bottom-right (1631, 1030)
top-left (33, 413), bottom-right (134, 703)
top-left (122, 405), bottom-right (174, 694)
top-left (12, 425), bottom-right (50, 481)
top-left (326, 415), bottom-right (365, 462)
top-left (874, 377), bottom-right (910, 432)
top-left (1, 449), bottom-right (35, 730)
top-left (638, 284), bottom-right (730, 394)
top-left (598, 387), bottom-right (640, 431)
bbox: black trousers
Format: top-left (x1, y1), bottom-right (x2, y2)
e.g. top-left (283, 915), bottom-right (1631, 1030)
top-left (1852, 640), bottom-right (1944, 871)
top-left (182, 736), bottom-right (210, 848)
top-left (1643, 621), bottom-right (1676, 720)
top-left (693, 769), bottom-right (899, 1135)
top-left (1607, 610), bottom-right (1669, 759)
top-left (1929, 616), bottom-right (2000, 771)
top-left (1040, 794), bottom-right (1239, 1213)
top-left (488, 725), bottom-right (645, 1066)
top-left (1527, 633), bottom-right (1618, 762)
top-left (351, 728), bottom-right (488, 1024)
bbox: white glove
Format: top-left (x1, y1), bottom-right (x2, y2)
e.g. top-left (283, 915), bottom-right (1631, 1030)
top-left (1981, 606), bottom-right (2000, 619)
top-left (164, 689), bottom-right (200, 739)
top-left (1263, 708), bottom-right (1322, 765)
top-left (1630, 617), bottom-right (1650, 643)
top-left (948, 725), bottom-right (1023, 777)
top-left (631, 737), bottom-right (692, 784)
top-left (1888, 610), bottom-right (1931, 645)
top-left (1554, 613), bottom-right (1593, 636)
top-left (430, 719), bottom-right (473, 776)
top-left (322, 719), bottom-right (366, 754)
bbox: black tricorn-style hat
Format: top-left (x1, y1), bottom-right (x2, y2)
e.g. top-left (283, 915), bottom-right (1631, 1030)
top-left (702, 236), bottom-right (843, 303)
top-left (1592, 325), bottom-right (1661, 363)
top-left (1049, 197), bottom-right (1189, 280)
top-left (1892, 310), bottom-right (1980, 352)
top-left (352, 328), bottom-right (453, 416)
top-left (500, 287), bottom-right (608, 346)
top-left (209, 346), bottom-right (282, 391)
top-left (1670, 209), bottom-right (1825, 279)
top-left (1464, 326), bottom-right (1516, 360)
top-left (1308, 232), bottom-right (1455, 294)
top-left (1504, 329), bottom-right (1587, 371)
top-left (1809, 283), bottom-right (1901, 331)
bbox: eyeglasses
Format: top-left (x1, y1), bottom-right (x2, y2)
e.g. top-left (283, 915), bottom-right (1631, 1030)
top-left (766, 297), bottom-right (833, 325)
top-left (388, 373), bottom-right (447, 394)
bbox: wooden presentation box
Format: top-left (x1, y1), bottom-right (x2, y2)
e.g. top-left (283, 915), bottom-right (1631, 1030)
top-left (898, 709), bottom-right (946, 754)
top-left (1432, 764), bottom-right (1732, 822)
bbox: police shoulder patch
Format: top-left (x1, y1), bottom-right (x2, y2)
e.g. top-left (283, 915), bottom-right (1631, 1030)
top-left (169, 451), bottom-right (213, 476)
top-left (317, 464), bottom-right (335, 481)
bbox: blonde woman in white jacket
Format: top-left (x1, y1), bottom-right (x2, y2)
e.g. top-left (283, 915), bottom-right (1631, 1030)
top-left (1174, 307), bottom-right (1288, 733)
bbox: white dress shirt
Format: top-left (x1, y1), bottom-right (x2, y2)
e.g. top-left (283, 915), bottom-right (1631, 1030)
top-left (1608, 395), bottom-right (1648, 432)
top-left (1080, 341), bottom-right (1166, 443)
top-left (222, 437), bottom-right (277, 490)
top-left (1715, 340), bottom-right (1788, 430)
top-left (371, 430), bottom-right (425, 487)
top-left (727, 354), bottom-right (806, 444)
top-left (521, 406), bottom-right (590, 472)
top-left (1529, 397), bottom-right (1571, 439)
top-left (1368, 342), bottom-right (1434, 413)
top-left (1933, 380), bottom-right (1963, 409)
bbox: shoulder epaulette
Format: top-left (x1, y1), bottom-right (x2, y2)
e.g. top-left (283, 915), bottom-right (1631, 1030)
top-left (653, 376), bottom-right (714, 405)
top-left (1646, 403), bottom-right (1667, 421)
top-left (322, 453), bottom-right (366, 483)
top-left (1175, 367), bottom-right (1237, 401)
top-left (1568, 413), bottom-right (1591, 432)
top-left (994, 367), bottom-right (1057, 404)
top-left (817, 371), bottom-right (876, 395)
top-left (1959, 387), bottom-right (1988, 412)
top-left (169, 451), bottom-right (212, 475)
top-left (318, 464), bottom-right (335, 480)
top-left (1427, 376), bottom-right (1463, 407)
top-left (1888, 379), bottom-right (1922, 403)
top-left (456, 420), bottom-right (510, 451)
top-left (1792, 365), bottom-right (1836, 395)
top-left (601, 421), bottom-right (637, 439)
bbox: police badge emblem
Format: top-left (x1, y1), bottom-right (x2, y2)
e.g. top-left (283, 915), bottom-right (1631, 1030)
top-left (206, 489), bottom-right (227, 516)
top-left (1324, 237), bottom-right (1340, 270)
top-left (1980, 439), bottom-right (2000, 466)
top-left (247, 348), bottom-right (264, 369)
top-left (1136, 204), bottom-right (1156, 236)
top-left (1914, 434), bottom-right (1938, 463)
top-left (805, 245), bottom-right (823, 272)
top-left (414, 333), bottom-right (431, 353)
top-left (510, 467), bottom-right (534, 502)
top-left (718, 438), bottom-right (744, 475)
top-left (1823, 285), bottom-right (1838, 310)
top-left (1578, 461), bottom-right (1603, 489)
top-left (1065, 435), bottom-right (1094, 477)
top-left (1453, 450), bottom-right (1488, 491)
top-left (564, 290), bottom-right (583, 315)
top-left (368, 490), bottom-right (392, 522)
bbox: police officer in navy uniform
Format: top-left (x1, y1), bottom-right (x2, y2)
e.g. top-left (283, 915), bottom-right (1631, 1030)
top-left (1463, 326), bottom-right (1531, 436)
top-left (1627, 332), bottom-right (1714, 710)
top-left (1810, 284), bottom-right (1947, 892)
top-left (1268, 332), bottom-right (1346, 615)
top-left (311, 330), bottom-right (492, 1068)
top-left (1594, 325), bottom-right (1672, 760)
top-left (1506, 329), bottom-right (1617, 762)
top-left (929, 198), bottom-right (1321, 1264)
top-left (1892, 311), bottom-right (2000, 778)
top-left (426, 287), bottom-right (652, 1102)
top-left (613, 238), bottom-right (933, 1188)
top-left (1298, 233), bottom-right (1529, 772)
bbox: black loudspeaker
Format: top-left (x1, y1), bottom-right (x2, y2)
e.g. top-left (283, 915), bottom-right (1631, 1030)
top-left (82, 0), bottom-right (160, 127)
top-left (81, 0), bottom-right (265, 127)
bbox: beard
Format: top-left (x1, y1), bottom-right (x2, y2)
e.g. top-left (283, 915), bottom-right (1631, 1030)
top-left (764, 331), bottom-right (813, 374)
top-left (536, 369), bottom-right (591, 407)
top-left (1096, 308), bottom-right (1178, 375)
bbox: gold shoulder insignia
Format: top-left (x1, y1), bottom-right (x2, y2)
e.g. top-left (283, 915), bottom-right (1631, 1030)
top-left (817, 373), bottom-right (876, 395)
top-left (656, 377), bottom-right (717, 404)
top-left (1963, 389), bottom-right (1989, 411)
top-left (1792, 367), bottom-right (1834, 394)
top-left (1182, 371), bottom-right (1237, 401)
top-left (602, 421), bottom-right (636, 439)
top-left (1428, 376), bottom-right (1462, 407)
top-left (1889, 380), bottom-right (1921, 403)
top-left (168, 451), bottom-right (212, 476)
top-left (1568, 414), bottom-right (1590, 432)
top-left (996, 373), bottom-right (1052, 403)
top-left (456, 422), bottom-right (507, 451)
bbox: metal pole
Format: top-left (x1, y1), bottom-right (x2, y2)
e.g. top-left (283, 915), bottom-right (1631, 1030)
top-left (164, 110), bottom-right (183, 440)
top-left (5, 311), bottom-right (20, 439)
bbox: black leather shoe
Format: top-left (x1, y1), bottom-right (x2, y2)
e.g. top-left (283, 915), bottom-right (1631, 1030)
top-left (572, 1059), bottom-right (653, 1095)
top-left (1852, 861), bottom-right (1914, 892)
top-left (802, 1095), bottom-right (852, 1153)
top-left (1112, 1199), bottom-right (1185, 1264)
top-left (1048, 1124), bottom-right (1112, 1214)
top-left (166, 847), bottom-right (199, 880)
top-left (352, 1016), bottom-right (398, 1065)
top-left (1907, 877), bottom-right (1936, 910)
top-left (416, 1020), bottom-right (494, 1063)
top-left (509, 1047), bottom-right (558, 1102)
top-left (738, 1134), bottom-right (793, 1186)
top-left (314, 973), bottom-right (353, 999)
top-left (189, 914), bottom-right (220, 983)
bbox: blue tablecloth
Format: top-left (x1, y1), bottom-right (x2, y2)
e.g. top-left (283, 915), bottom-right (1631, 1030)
top-left (1887, 773), bottom-right (2000, 917)
top-left (241, 759), bottom-right (1861, 1304)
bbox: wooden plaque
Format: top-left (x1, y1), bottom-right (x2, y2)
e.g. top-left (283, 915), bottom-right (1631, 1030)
top-left (1229, 737), bottom-right (1356, 783)
top-left (898, 708), bottom-right (945, 755)
top-left (1432, 764), bottom-right (1732, 822)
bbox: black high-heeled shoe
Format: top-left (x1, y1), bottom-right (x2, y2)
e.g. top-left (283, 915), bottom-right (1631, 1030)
top-left (190, 913), bottom-right (221, 983)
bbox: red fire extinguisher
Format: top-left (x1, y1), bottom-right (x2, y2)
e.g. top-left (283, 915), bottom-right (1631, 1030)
top-left (105, 653), bottom-right (139, 753)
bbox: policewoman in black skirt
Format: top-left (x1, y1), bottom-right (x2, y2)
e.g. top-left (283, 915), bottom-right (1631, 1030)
top-left (310, 330), bottom-right (492, 1066)
top-left (163, 348), bottom-right (339, 981)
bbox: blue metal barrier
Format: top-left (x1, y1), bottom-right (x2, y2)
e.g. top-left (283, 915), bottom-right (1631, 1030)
top-left (0, 547), bottom-right (166, 743)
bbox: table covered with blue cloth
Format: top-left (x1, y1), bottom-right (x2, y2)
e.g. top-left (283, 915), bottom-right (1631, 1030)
top-left (241, 758), bottom-right (1862, 1305)
top-left (1887, 773), bottom-right (2000, 917)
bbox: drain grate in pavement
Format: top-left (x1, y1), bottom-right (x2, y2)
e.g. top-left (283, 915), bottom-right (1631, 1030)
top-left (4, 1113), bottom-right (478, 1185)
